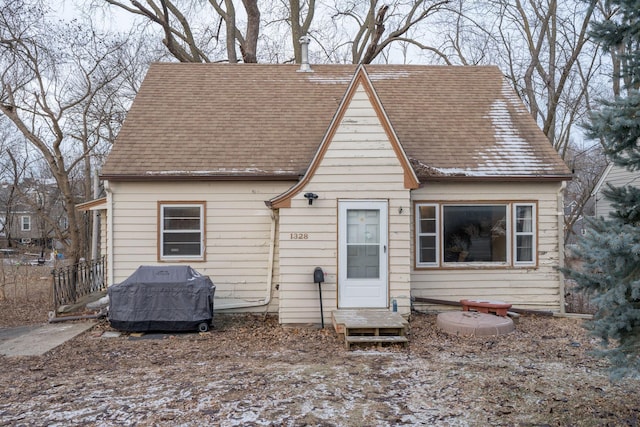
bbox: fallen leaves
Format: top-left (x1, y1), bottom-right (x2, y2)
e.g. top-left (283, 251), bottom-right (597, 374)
top-left (0, 311), bottom-right (639, 425)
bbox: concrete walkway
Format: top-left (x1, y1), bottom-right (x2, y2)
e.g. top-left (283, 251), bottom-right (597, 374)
top-left (0, 321), bottom-right (96, 357)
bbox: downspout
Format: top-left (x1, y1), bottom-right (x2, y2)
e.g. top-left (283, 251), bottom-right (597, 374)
top-left (558, 181), bottom-right (567, 315)
top-left (215, 209), bottom-right (277, 310)
top-left (91, 171), bottom-right (100, 261)
top-left (105, 181), bottom-right (114, 288)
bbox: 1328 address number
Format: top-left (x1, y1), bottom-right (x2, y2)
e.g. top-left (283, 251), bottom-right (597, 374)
top-left (290, 233), bottom-right (309, 240)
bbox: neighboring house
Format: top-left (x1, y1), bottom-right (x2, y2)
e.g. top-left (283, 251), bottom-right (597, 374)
top-left (592, 162), bottom-right (640, 218)
top-left (95, 63), bottom-right (571, 325)
top-left (0, 179), bottom-right (66, 248)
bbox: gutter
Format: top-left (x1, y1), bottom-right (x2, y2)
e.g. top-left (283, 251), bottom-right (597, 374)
top-left (418, 174), bottom-right (573, 184)
top-left (557, 181), bottom-right (567, 315)
top-left (214, 209), bottom-right (278, 310)
top-left (100, 174), bottom-right (299, 182)
top-left (105, 181), bottom-right (115, 290)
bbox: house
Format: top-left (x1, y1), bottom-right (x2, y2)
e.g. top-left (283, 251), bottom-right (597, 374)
top-left (592, 162), bottom-right (639, 218)
top-left (96, 62), bottom-right (572, 325)
top-left (0, 179), bottom-right (67, 249)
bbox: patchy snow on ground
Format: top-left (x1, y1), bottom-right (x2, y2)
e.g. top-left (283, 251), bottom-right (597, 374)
top-left (1, 313), bottom-right (639, 426)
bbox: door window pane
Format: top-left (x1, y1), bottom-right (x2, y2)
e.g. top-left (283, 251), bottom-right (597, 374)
top-left (346, 209), bottom-right (380, 278)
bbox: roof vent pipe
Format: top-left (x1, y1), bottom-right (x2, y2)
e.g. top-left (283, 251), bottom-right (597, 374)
top-left (298, 35), bottom-right (313, 73)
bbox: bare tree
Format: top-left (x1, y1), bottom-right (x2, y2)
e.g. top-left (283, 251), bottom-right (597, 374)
top-left (103, 0), bottom-right (458, 64)
top-left (436, 0), bottom-right (604, 156)
top-left (288, 0), bottom-right (315, 63)
top-left (563, 144), bottom-right (607, 243)
top-left (324, 0), bottom-right (451, 64)
top-left (0, 122), bottom-right (28, 248)
top-left (427, 0), bottom-right (615, 247)
top-left (0, 1), bottom-right (132, 262)
top-left (103, 0), bottom-right (260, 63)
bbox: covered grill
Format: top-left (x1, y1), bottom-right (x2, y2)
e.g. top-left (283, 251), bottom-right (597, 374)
top-left (108, 265), bottom-right (215, 332)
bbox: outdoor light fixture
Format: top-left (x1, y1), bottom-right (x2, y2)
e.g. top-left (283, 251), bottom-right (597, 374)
top-left (304, 192), bottom-right (318, 205)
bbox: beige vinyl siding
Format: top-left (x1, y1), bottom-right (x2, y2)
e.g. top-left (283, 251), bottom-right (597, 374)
top-left (278, 84), bottom-right (412, 325)
top-left (595, 164), bottom-right (640, 218)
top-left (411, 181), bottom-right (564, 312)
top-left (107, 180), bottom-right (291, 313)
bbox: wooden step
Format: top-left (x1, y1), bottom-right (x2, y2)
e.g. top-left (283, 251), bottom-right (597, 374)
top-left (345, 335), bottom-right (408, 350)
top-left (347, 327), bottom-right (405, 335)
top-left (332, 309), bottom-right (408, 334)
top-left (332, 309), bottom-right (409, 350)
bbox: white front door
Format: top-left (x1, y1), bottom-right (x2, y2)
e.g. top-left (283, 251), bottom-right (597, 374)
top-left (338, 200), bottom-right (388, 308)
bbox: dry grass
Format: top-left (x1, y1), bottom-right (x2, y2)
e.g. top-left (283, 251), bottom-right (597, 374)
top-left (565, 279), bottom-right (598, 314)
top-left (564, 256), bottom-right (598, 315)
top-left (1, 313), bottom-right (639, 425)
top-left (0, 261), bottom-right (52, 327)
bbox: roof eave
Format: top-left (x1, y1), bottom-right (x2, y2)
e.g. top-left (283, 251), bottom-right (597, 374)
top-left (76, 197), bottom-right (107, 211)
top-left (100, 173), bottom-right (301, 182)
top-left (418, 174), bottom-right (573, 184)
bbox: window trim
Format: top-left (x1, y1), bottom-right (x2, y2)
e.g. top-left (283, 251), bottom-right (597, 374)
top-left (415, 203), bottom-right (439, 267)
top-left (513, 203), bottom-right (537, 266)
top-left (414, 201), bottom-right (538, 269)
top-left (21, 215), bottom-right (31, 232)
top-left (157, 201), bottom-right (206, 262)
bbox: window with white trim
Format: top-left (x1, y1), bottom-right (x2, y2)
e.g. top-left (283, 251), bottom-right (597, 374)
top-left (21, 215), bottom-right (31, 232)
top-left (159, 203), bottom-right (204, 260)
top-left (415, 202), bottom-right (537, 268)
top-left (416, 204), bottom-right (439, 266)
top-left (514, 203), bottom-right (536, 265)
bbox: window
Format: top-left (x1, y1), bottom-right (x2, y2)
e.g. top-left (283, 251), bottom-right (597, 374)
top-left (442, 205), bottom-right (507, 263)
top-left (415, 202), bottom-right (537, 268)
top-left (21, 216), bottom-right (31, 232)
top-left (514, 204), bottom-right (535, 265)
top-left (159, 203), bottom-right (205, 260)
top-left (416, 204), bottom-right (438, 266)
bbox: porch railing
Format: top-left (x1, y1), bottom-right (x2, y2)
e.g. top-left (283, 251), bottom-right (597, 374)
top-left (51, 256), bottom-right (107, 311)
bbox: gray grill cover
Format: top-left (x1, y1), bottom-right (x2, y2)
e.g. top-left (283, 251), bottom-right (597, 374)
top-left (108, 265), bottom-right (215, 332)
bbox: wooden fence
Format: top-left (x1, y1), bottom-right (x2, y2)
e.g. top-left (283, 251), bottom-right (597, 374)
top-left (51, 256), bottom-right (107, 310)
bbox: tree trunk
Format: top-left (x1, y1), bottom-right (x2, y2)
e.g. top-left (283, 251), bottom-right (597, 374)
top-left (361, 5), bottom-right (388, 64)
top-left (290, 0), bottom-right (315, 63)
top-left (240, 0), bottom-right (260, 63)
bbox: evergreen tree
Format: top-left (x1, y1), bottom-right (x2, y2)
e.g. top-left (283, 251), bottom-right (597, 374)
top-left (564, 0), bottom-right (640, 379)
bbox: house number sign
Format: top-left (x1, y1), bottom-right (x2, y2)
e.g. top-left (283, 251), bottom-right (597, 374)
top-left (289, 233), bottom-right (309, 240)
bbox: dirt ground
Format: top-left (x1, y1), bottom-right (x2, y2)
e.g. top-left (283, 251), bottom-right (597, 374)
top-left (0, 311), bottom-right (639, 426)
top-left (1, 264), bottom-right (639, 425)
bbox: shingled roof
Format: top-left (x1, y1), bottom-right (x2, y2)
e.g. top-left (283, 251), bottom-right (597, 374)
top-left (101, 63), bottom-right (571, 182)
